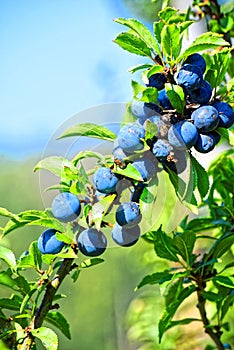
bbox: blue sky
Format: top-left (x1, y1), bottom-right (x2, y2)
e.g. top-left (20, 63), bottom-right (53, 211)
top-left (0, 0), bottom-right (145, 157)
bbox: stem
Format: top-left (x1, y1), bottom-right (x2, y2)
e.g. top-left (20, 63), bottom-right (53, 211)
top-left (196, 279), bottom-right (225, 350)
top-left (19, 258), bottom-right (74, 350)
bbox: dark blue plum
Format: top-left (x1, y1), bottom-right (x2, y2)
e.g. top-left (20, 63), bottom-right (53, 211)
top-left (111, 223), bottom-right (141, 247)
top-left (213, 101), bottom-right (234, 128)
top-left (146, 73), bottom-right (167, 90)
top-left (152, 139), bottom-right (173, 160)
top-left (194, 132), bottom-right (220, 153)
top-left (158, 89), bottom-right (173, 110)
top-left (116, 201), bottom-right (141, 227)
top-left (131, 100), bottom-right (160, 121)
top-left (191, 105), bottom-right (219, 132)
top-left (52, 192), bottom-right (81, 223)
top-left (77, 228), bottom-right (107, 257)
top-left (38, 228), bottom-right (65, 254)
top-left (130, 183), bottom-right (145, 203)
top-left (168, 120), bottom-right (198, 150)
top-left (92, 167), bottom-right (119, 194)
top-left (177, 64), bottom-right (203, 91)
top-left (162, 149), bottom-right (187, 174)
top-left (184, 53), bottom-right (206, 74)
top-left (188, 80), bottom-right (212, 105)
top-left (112, 146), bottom-right (129, 162)
top-left (117, 123), bottom-right (145, 153)
top-left (132, 158), bottom-right (156, 181)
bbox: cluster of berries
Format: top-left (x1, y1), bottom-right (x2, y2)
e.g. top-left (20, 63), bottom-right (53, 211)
top-left (37, 53), bottom-right (233, 258)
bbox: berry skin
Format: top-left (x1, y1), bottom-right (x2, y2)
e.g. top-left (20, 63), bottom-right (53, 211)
top-left (168, 120), bottom-right (198, 150)
top-left (116, 201), bottom-right (141, 227)
top-left (38, 229), bottom-right (65, 254)
top-left (131, 100), bottom-right (160, 120)
top-left (117, 123), bottom-right (145, 153)
top-left (146, 73), bottom-right (167, 90)
top-left (152, 139), bottom-right (173, 160)
top-left (111, 223), bottom-right (140, 247)
top-left (194, 132), bottom-right (220, 153)
top-left (132, 158), bottom-right (156, 181)
top-left (177, 64), bottom-right (203, 91)
top-left (184, 53), bottom-right (206, 74)
top-left (162, 149), bottom-right (187, 174)
top-left (92, 167), bottom-right (119, 194)
top-left (158, 89), bottom-right (173, 110)
top-left (188, 80), bottom-right (212, 105)
top-left (130, 183), bottom-right (145, 203)
top-left (191, 105), bottom-right (219, 132)
top-left (77, 228), bottom-right (107, 257)
top-left (52, 192), bottom-right (81, 223)
top-left (212, 101), bottom-right (234, 128)
top-left (112, 146), bottom-right (129, 162)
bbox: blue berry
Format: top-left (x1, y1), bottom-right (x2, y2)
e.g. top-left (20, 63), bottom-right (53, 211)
top-left (152, 139), bottom-right (173, 160)
top-left (168, 120), bottom-right (198, 150)
top-left (162, 149), bottom-right (187, 174)
top-left (117, 123), bottom-right (145, 153)
top-left (188, 80), bottom-right (212, 105)
top-left (130, 183), bottom-right (145, 203)
top-left (184, 53), bottom-right (206, 74)
top-left (92, 167), bottom-right (119, 194)
top-left (111, 223), bottom-right (140, 247)
top-left (146, 73), bottom-right (167, 90)
top-left (112, 146), bottom-right (129, 162)
top-left (191, 105), bottom-right (219, 132)
top-left (177, 64), bottom-right (203, 91)
top-left (38, 229), bottom-right (65, 254)
top-left (52, 192), bottom-right (81, 223)
top-left (213, 101), bottom-right (234, 128)
top-left (132, 158), bottom-right (156, 181)
top-left (158, 89), bottom-right (173, 110)
top-left (194, 132), bottom-right (219, 153)
top-left (77, 228), bottom-right (107, 257)
top-left (131, 100), bottom-right (160, 120)
top-left (116, 201), bottom-right (141, 227)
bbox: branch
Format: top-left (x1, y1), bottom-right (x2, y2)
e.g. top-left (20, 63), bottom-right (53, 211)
top-left (19, 258), bottom-right (74, 350)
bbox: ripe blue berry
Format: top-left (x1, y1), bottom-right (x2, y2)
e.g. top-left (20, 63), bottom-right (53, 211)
top-left (188, 80), bottom-right (212, 105)
top-left (152, 139), bottom-right (173, 160)
top-left (112, 223), bottom-right (140, 247)
top-left (116, 201), bottom-right (141, 227)
top-left (92, 167), bottom-right (119, 194)
top-left (177, 64), bottom-right (203, 91)
top-left (130, 183), bottom-right (145, 203)
top-left (117, 123), bottom-right (145, 153)
top-left (52, 192), bottom-right (81, 223)
top-left (158, 89), bottom-right (173, 110)
top-left (132, 158), bottom-right (156, 181)
top-left (146, 73), bottom-right (167, 90)
top-left (184, 53), bottom-right (206, 74)
top-left (38, 229), bottom-right (65, 254)
top-left (113, 146), bottom-right (129, 162)
top-left (194, 132), bottom-right (220, 153)
top-left (168, 120), bottom-right (198, 150)
top-left (191, 105), bottom-right (219, 132)
top-left (77, 228), bottom-right (107, 257)
top-left (213, 101), bottom-right (234, 128)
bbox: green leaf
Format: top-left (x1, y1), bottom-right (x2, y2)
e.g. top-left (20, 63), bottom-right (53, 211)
top-left (27, 218), bottom-right (65, 233)
top-left (72, 150), bottom-right (107, 166)
top-left (0, 245), bottom-right (16, 269)
top-left (153, 227), bottom-right (179, 262)
top-left (31, 327), bottom-right (58, 350)
top-left (161, 24), bottom-right (181, 61)
top-left (0, 296), bottom-right (22, 311)
top-left (201, 291), bottom-right (222, 302)
top-left (221, 293), bottom-right (234, 320)
top-left (146, 65), bottom-right (164, 78)
top-left (0, 207), bottom-right (19, 220)
top-left (45, 312), bottom-right (71, 339)
top-left (166, 318), bottom-right (201, 331)
top-left (159, 7), bottom-right (178, 22)
top-left (144, 119), bottom-right (158, 141)
top-left (131, 80), bottom-right (158, 103)
top-left (114, 163), bottom-right (143, 181)
top-left (174, 231), bottom-right (196, 265)
top-left (55, 232), bottom-right (73, 245)
top-left (34, 156), bottom-right (77, 177)
top-left (80, 258), bottom-right (104, 268)
top-left (92, 194), bottom-right (116, 230)
top-left (165, 83), bottom-right (185, 114)
top-left (136, 270), bottom-right (172, 289)
top-left (18, 241), bottom-right (42, 270)
top-left (128, 63), bottom-right (153, 74)
top-left (114, 17), bottom-right (162, 58)
top-left (113, 32), bottom-right (152, 57)
top-left (0, 270), bottom-right (16, 290)
top-left (58, 123), bottom-right (117, 141)
top-left (206, 231), bottom-right (234, 260)
top-left (158, 285), bottom-right (196, 342)
top-left (190, 155), bottom-right (209, 198)
top-left (153, 21), bottom-right (164, 44)
top-left (217, 128), bottom-right (234, 146)
top-left (178, 32), bottom-right (230, 61)
top-left (212, 276), bottom-right (234, 289)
